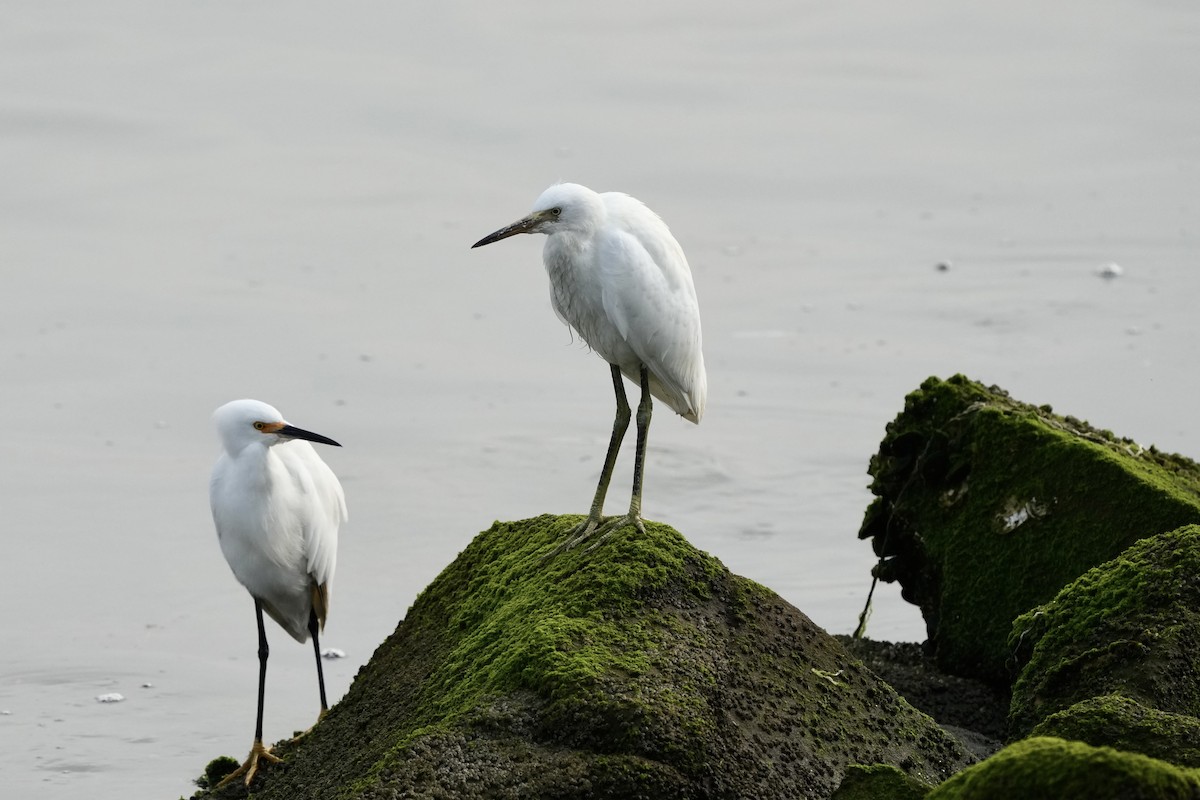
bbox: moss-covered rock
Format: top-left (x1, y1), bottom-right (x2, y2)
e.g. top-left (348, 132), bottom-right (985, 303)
top-left (1008, 525), bottom-right (1200, 736)
top-left (1032, 695), bottom-right (1200, 768)
top-left (925, 736), bottom-right (1200, 799)
top-left (831, 763), bottom-right (933, 799)
top-left (195, 756), bottom-right (239, 791)
top-left (837, 636), bottom-right (1007, 756)
top-left (859, 375), bottom-right (1200, 685)
top-left (194, 515), bottom-right (975, 799)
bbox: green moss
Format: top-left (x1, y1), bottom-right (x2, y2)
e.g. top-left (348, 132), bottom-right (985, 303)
top-left (1032, 694), bottom-right (1200, 768)
top-left (194, 515), bottom-right (975, 799)
top-left (860, 375), bottom-right (1200, 685)
top-left (1008, 525), bottom-right (1200, 735)
top-left (832, 764), bottom-right (932, 799)
top-left (194, 756), bottom-right (239, 790)
top-left (926, 736), bottom-right (1200, 799)
top-left (348, 515), bottom-right (727, 788)
top-left (428, 518), bottom-right (720, 753)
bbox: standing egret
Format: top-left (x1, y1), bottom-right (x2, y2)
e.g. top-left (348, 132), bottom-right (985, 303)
top-left (472, 183), bottom-right (705, 548)
top-left (208, 399), bottom-right (347, 787)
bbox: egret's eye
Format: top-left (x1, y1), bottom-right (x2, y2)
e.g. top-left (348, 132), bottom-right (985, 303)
top-left (550, 207), bottom-right (562, 217)
top-left (253, 421), bottom-right (266, 431)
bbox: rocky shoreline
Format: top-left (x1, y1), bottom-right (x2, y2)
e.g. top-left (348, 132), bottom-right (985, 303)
top-left (188, 375), bottom-right (1200, 799)
top-left (835, 637), bottom-right (1006, 761)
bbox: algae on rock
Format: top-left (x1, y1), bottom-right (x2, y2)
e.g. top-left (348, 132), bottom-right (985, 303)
top-left (830, 763), bottom-right (932, 799)
top-left (1032, 695), bottom-right (1200, 769)
top-left (924, 736), bottom-right (1200, 800)
top-left (1008, 524), bottom-right (1200, 736)
top-left (859, 375), bottom-right (1200, 685)
top-left (194, 515), bottom-right (974, 800)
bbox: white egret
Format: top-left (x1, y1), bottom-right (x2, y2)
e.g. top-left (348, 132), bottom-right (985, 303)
top-left (208, 399), bottom-right (347, 787)
top-left (472, 183), bottom-right (705, 547)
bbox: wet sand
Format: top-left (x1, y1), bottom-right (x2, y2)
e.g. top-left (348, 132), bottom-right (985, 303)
top-left (2, 2), bottom-right (1197, 797)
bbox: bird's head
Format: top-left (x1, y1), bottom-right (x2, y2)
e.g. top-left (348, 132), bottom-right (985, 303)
top-left (212, 399), bottom-right (341, 455)
top-left (471, 182), bottom-right (602, 248)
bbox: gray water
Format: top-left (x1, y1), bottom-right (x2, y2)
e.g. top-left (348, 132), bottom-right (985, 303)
top-left (2, 2), bottom-right (1197, 797)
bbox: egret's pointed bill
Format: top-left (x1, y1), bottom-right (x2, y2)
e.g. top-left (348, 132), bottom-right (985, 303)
top-left (279, 424), bottom-right (342, 447)
top-left (471, 213), bottom-right (545, 248)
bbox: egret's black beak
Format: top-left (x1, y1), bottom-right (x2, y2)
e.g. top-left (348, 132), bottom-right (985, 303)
top-left (471, 214), bottom-right (540, 248)
top-left (279, 424), bottom-right (342, 447)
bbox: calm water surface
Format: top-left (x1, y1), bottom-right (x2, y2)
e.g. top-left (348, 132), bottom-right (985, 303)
top-left (2, 2), bottom-right (1197, 796)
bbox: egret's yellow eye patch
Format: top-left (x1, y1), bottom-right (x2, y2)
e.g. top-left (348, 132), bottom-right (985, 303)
top-left (254, 421), bottom-right (286, 433)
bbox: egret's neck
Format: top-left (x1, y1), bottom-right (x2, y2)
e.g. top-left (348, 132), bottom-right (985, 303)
top-left (543, 231), bottom-right (591, 275)
top-left (226, 439), bottom-right (279, 484)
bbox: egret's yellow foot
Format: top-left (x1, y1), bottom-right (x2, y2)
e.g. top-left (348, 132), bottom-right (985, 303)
top-left (216, 739), bottom-right (282, 789)
top-left (289, 708), bottom-right (328, 743)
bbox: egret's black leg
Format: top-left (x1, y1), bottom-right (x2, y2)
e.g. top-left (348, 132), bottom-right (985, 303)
top-left (560, 363), bottom-right (630, 550)
top-left (217, 599), bottom-right (282, 788)
top-left (626, 364), bottom-right (653, 527)
top-left (254, 599), bottom-right (270, 741)
top-left (287, 610), bottom-right (330, 745)
top-left (308, 610), bottom-right (329, 714)
top-left (587, 363), bottom-right (632, 523)
top-left (581, 365), bottom-right (652, 550)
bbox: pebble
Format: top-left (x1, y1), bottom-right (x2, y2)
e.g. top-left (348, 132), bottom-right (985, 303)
top-left (96, 693), bottom-right (125, 704)
top-left (321, 647), bottom-right (347, 659)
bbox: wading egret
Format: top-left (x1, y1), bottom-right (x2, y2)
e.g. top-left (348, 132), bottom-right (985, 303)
top-left (208, 399), bottom-right (347, 787)
top-left (472, 182), bottom-right (705, 547)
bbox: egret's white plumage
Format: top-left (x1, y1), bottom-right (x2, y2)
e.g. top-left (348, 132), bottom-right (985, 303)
top-left (538, 184), bottom-right (706, 422)
top-left (208, 398), bottom-right (347, 787)
top-left (211, 399), bottom-right (345, 641)
top-left (472, 182), bottom-right (705, 544)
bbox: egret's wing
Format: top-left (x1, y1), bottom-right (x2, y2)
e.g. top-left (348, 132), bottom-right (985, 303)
top-left (596, 197), bottom-right (705, 419)
top-left (287, 444), bottom-right (347, 596)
